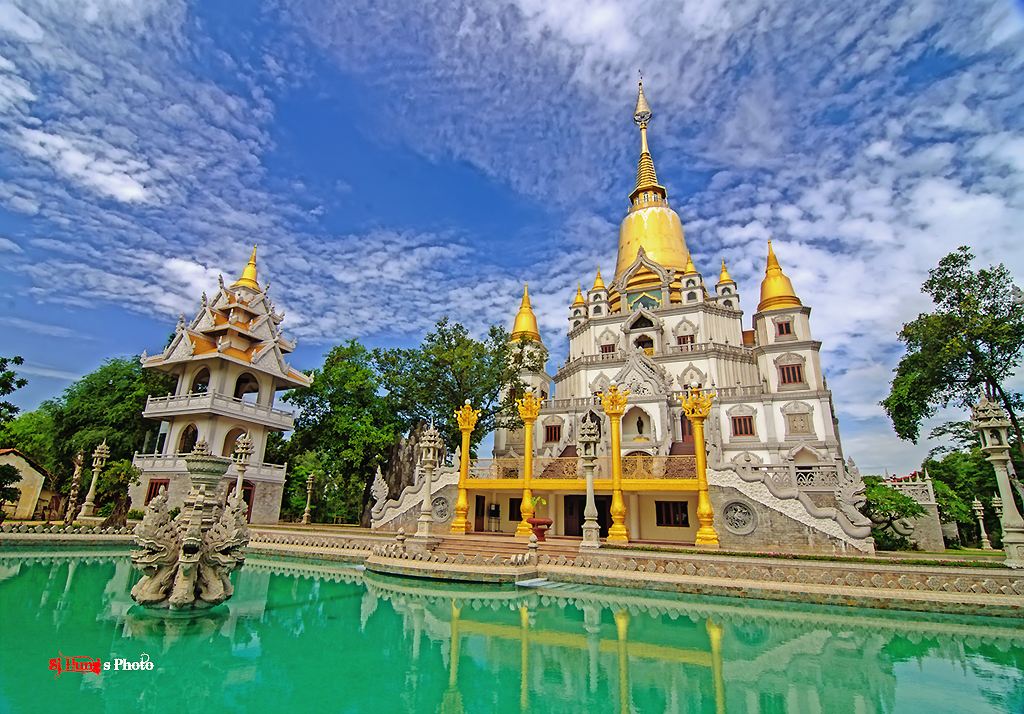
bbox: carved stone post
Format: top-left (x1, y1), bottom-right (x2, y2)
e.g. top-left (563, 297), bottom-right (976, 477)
top-left (679, 381), bottom-right (719, 547)
top-left (415, 422), bottom-right (442, 541)
top-left (516, 388), bottom-right (542, 537)
top-left (578, 417), bottom-right (601, 550)
top-left (64, 451), bottom-right (84, 526)
top-left (450, 401), bottom-right (479, 534)
top-left (972, 498), bottom-right (993, 550)
top-left (601, 381), bottom-right (630, 543)
top-left (233, 432), bottom-right (253, 498)
top-left (972, 393), bottom-right (1024, 567)
top-left (79, 439), bottom-right (110, 517)
top-left (301, 472), bottom-right (314, 524)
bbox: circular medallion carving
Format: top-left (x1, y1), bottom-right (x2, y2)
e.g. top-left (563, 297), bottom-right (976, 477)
top-left (722, 501), bottom-right (757, 535)
top-left (431, 497), bottom-right (451, 522)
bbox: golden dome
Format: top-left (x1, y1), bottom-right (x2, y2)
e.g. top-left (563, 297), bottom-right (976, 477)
top-left (572, 283), bottom-right (586, 307)
top-left (511, 283), bottom-right (542, 343)
top-left (615, 81), bottom-right (690, 282)
top-left (718, 260), bottom-right (733, 284)
top-left (757, 241), bottom-right (802, 312)
top-left (592, 267), bottom-right (605, 291)
top-left (232, 245), bottom-right (260, 291)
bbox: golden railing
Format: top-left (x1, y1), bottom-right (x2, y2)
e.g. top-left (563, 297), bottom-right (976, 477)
top-left (468, 455), bottom-right (696, 481)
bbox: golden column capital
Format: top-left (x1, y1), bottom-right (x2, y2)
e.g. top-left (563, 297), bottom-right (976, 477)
top-left (601, 381), bottom-right (630, 542)
top-left (600, 382), bottom-right (630, 417)
top-left (450, 400), bottom-right (479, 534)
top-left (677, 384), bottom-right (719, 547)
top-left (516, 388), bottom-right (542, 536)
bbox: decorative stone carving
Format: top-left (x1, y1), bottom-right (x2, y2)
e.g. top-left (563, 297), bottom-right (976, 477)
top-left (130, 443), bottom-right (249, 610)
top-left (722, 501), bottom-right (756, 535)
top-left (431, 496), bottom-right (450, 521)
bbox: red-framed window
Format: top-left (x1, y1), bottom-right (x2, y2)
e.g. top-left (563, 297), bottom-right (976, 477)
top-left (600, 344), bottom-right (616, 354)
top-left (677, 335), bottom-right (695, 345)
top-left (732, 416), bottom-right (755, 437)
top-left (779, 364), bottom-right (804, 385)
top-left (145, 479), bottom-right (170, 504)
top-left (777, 321), bottom-right (793, 336)
top-left (655, 501), bottom-right (689, 527)
top-left (544, 425), bottom-right (562, 443)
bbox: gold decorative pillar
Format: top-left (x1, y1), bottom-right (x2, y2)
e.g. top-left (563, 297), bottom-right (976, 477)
top-left (450, 400), bottom-right (479, 534)
top-left (615, 609), bottom-right (631, 714)
top-left (516, 389), bottom-right (542, 537)
top-left (679, 383), bottom-right (719, 547)
top-left (706, 619), bottom-right (726, 714)
top-left (601, 382), bottom-right (630, 542)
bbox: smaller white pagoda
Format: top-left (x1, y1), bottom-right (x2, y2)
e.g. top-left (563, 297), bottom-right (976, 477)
top-left (130, 247), bottom-right (312, 524)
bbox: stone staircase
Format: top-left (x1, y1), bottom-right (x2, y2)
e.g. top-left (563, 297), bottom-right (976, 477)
top-left (432, 534), bottom-right (587, 561)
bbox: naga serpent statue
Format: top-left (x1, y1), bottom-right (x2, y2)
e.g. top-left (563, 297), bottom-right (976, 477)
top-left (131, 440), bottom-right (250, 610)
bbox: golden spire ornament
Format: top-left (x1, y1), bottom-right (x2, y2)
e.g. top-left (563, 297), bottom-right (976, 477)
top-left (232, 245), bottom-right (260, 290)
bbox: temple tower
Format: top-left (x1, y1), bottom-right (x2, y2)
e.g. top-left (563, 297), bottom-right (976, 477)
top-left (130, 247), bottom-right (312, 524)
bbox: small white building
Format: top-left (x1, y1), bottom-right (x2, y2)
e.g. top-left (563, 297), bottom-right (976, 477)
top-left (130, 248), bottom-right (312, 523)
top-left (0, 448), bottom-right (52, 520)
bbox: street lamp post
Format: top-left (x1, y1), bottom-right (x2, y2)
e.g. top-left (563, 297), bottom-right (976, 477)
top-left (971, 392), bottom-right (1024, 567)
top-left (416, 422), bottom-right (443, 539)
top-left (79, 439), bottom-right (110, 518)
top-left (302, 472), bottom-right (315, 525)
top-left (578, 417), bottom-right (601, 551)
top-left (972, 498), bottom-right (993, 550)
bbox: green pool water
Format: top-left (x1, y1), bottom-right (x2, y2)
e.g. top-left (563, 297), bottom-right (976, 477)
top-left (0, 550), bottom-right (1021, 714)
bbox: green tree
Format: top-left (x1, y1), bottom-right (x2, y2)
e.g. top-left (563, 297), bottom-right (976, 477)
top-left (0, 355), bottom-right (28, 427)
top-left (0, 408), bottom-right (56, 473)
top-left (0, 463), bottom-right (21, 517)
top-left (860, 475), bottom-right (927, 550)
top-left (372, 318), bottom-right (543, 456)
top-left (881, 247), bottom-right (1024, 459)
top-left (282, 341), bottom-right (397, 523)
top-left (95, 459), bottom-right (141, 528)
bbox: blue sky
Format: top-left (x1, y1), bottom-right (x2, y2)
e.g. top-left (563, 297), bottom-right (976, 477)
top-left (1, 0), bottom-right (1022, 474)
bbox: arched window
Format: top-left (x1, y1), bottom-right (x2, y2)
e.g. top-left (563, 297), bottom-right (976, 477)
top-left (686, 279), bottom-right (696, 288)
top-left (593, 306), bottom-right (602, 315)
top-left (222, 427), bottom-right (247, 457)
top-left (723, 300), bottom-right (734, 308)
top-left (178, 424), bottom-right (198, 454)
top-left (191, 367), bottom-right (210, 394)
top-left (722, 287), bottom-right (732, 294)
top-left (634, 335), bottom-right (654, 351)
top-left (234, 372), bottom-right (260, 402)
top-left (687, 292), bottom-right (697, 302)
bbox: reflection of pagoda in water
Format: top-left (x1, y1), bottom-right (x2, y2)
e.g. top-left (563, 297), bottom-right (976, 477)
top-left (3, 554), bottom-right (1021, 713)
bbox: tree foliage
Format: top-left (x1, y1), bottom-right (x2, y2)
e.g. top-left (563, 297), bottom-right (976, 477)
top-left (0, 463), bottom-right (21, 511)
top-left (881, 247), bottom-right (1024, 459)
top-left (372, 318), bottom-right (543, 456)
top-left (0, 357), bottom-right (174, 491)
top-left (281, 341), bottom-right (397, 523)
top-left (0, 355), bottom-right (28, 427)
top-left (860, 475), bottom-right (926, 530)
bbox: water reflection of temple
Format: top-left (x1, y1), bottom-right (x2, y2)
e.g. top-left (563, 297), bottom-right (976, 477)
top-left (2, 553), bottom-right (1021, 714)
top-left (361, 572), bottom-right (1024, 714)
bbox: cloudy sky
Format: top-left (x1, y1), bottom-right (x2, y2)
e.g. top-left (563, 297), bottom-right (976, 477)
top-left (1, 0), bottom-right (1022, 474)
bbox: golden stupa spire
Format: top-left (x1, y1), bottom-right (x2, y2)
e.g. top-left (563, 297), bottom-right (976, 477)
top-left (631, 77), bottom-right (663, 199)
top-left (572, 283), bottom-right (586, 307)
top-left (758, 240), bottom-right (802, 312)
top-left (683, 252), bottom-right (697, 275)
top-left (592, 266), bottom-right (605, 291)
top-left (719, 259), bottom-right (733, 284)
top-left (232, 245), bottom-right (260, 290)
top-left (511, 283), bottom-right (542, 343)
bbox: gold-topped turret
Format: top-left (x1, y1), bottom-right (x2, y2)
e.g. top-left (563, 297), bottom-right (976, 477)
top-left (615, 79), bottom-right (690, 283)
top-left (718, 260), bottom-right (733, 284)
top-left (572, 283), bottom-right (586, 307)
top-left (592, 267), bottom-right (605, 291)
top-left (757, 241), bottom-right (803, 312)
top-left (232, 245), bottom-right (260, 291)
top-left (511, 283), bottom-right (543, 343)
top-left (683, 252), bottom-right (698, 275)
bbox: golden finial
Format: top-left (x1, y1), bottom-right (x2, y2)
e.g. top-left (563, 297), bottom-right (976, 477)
top-left (683, 252), bottom-right (698, 275)
top-left (600, 381), bottom-right (630, 417)
top-left (679, 381), bottom-right (715, 420)
top-left (517, 387), bottom-right (542, 421)
top-left (719, 259), bottom-right (733, 284)
top-left (232, 245), bottom-right (260, 290)
top-left (634, 75), bottom-right (652, 127)
top-left (511, 283), bottom-right (542, 343)
top-left (630, 78), bottom-right (663, 201)
top-left (592, 266), bottom-right (605, 291)
top-left (455, 399), bottom-right (480, 431)
top-left (572, 283), bottom-right (585, 307)
top-left (757, 240), bottom-right (803, 312)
